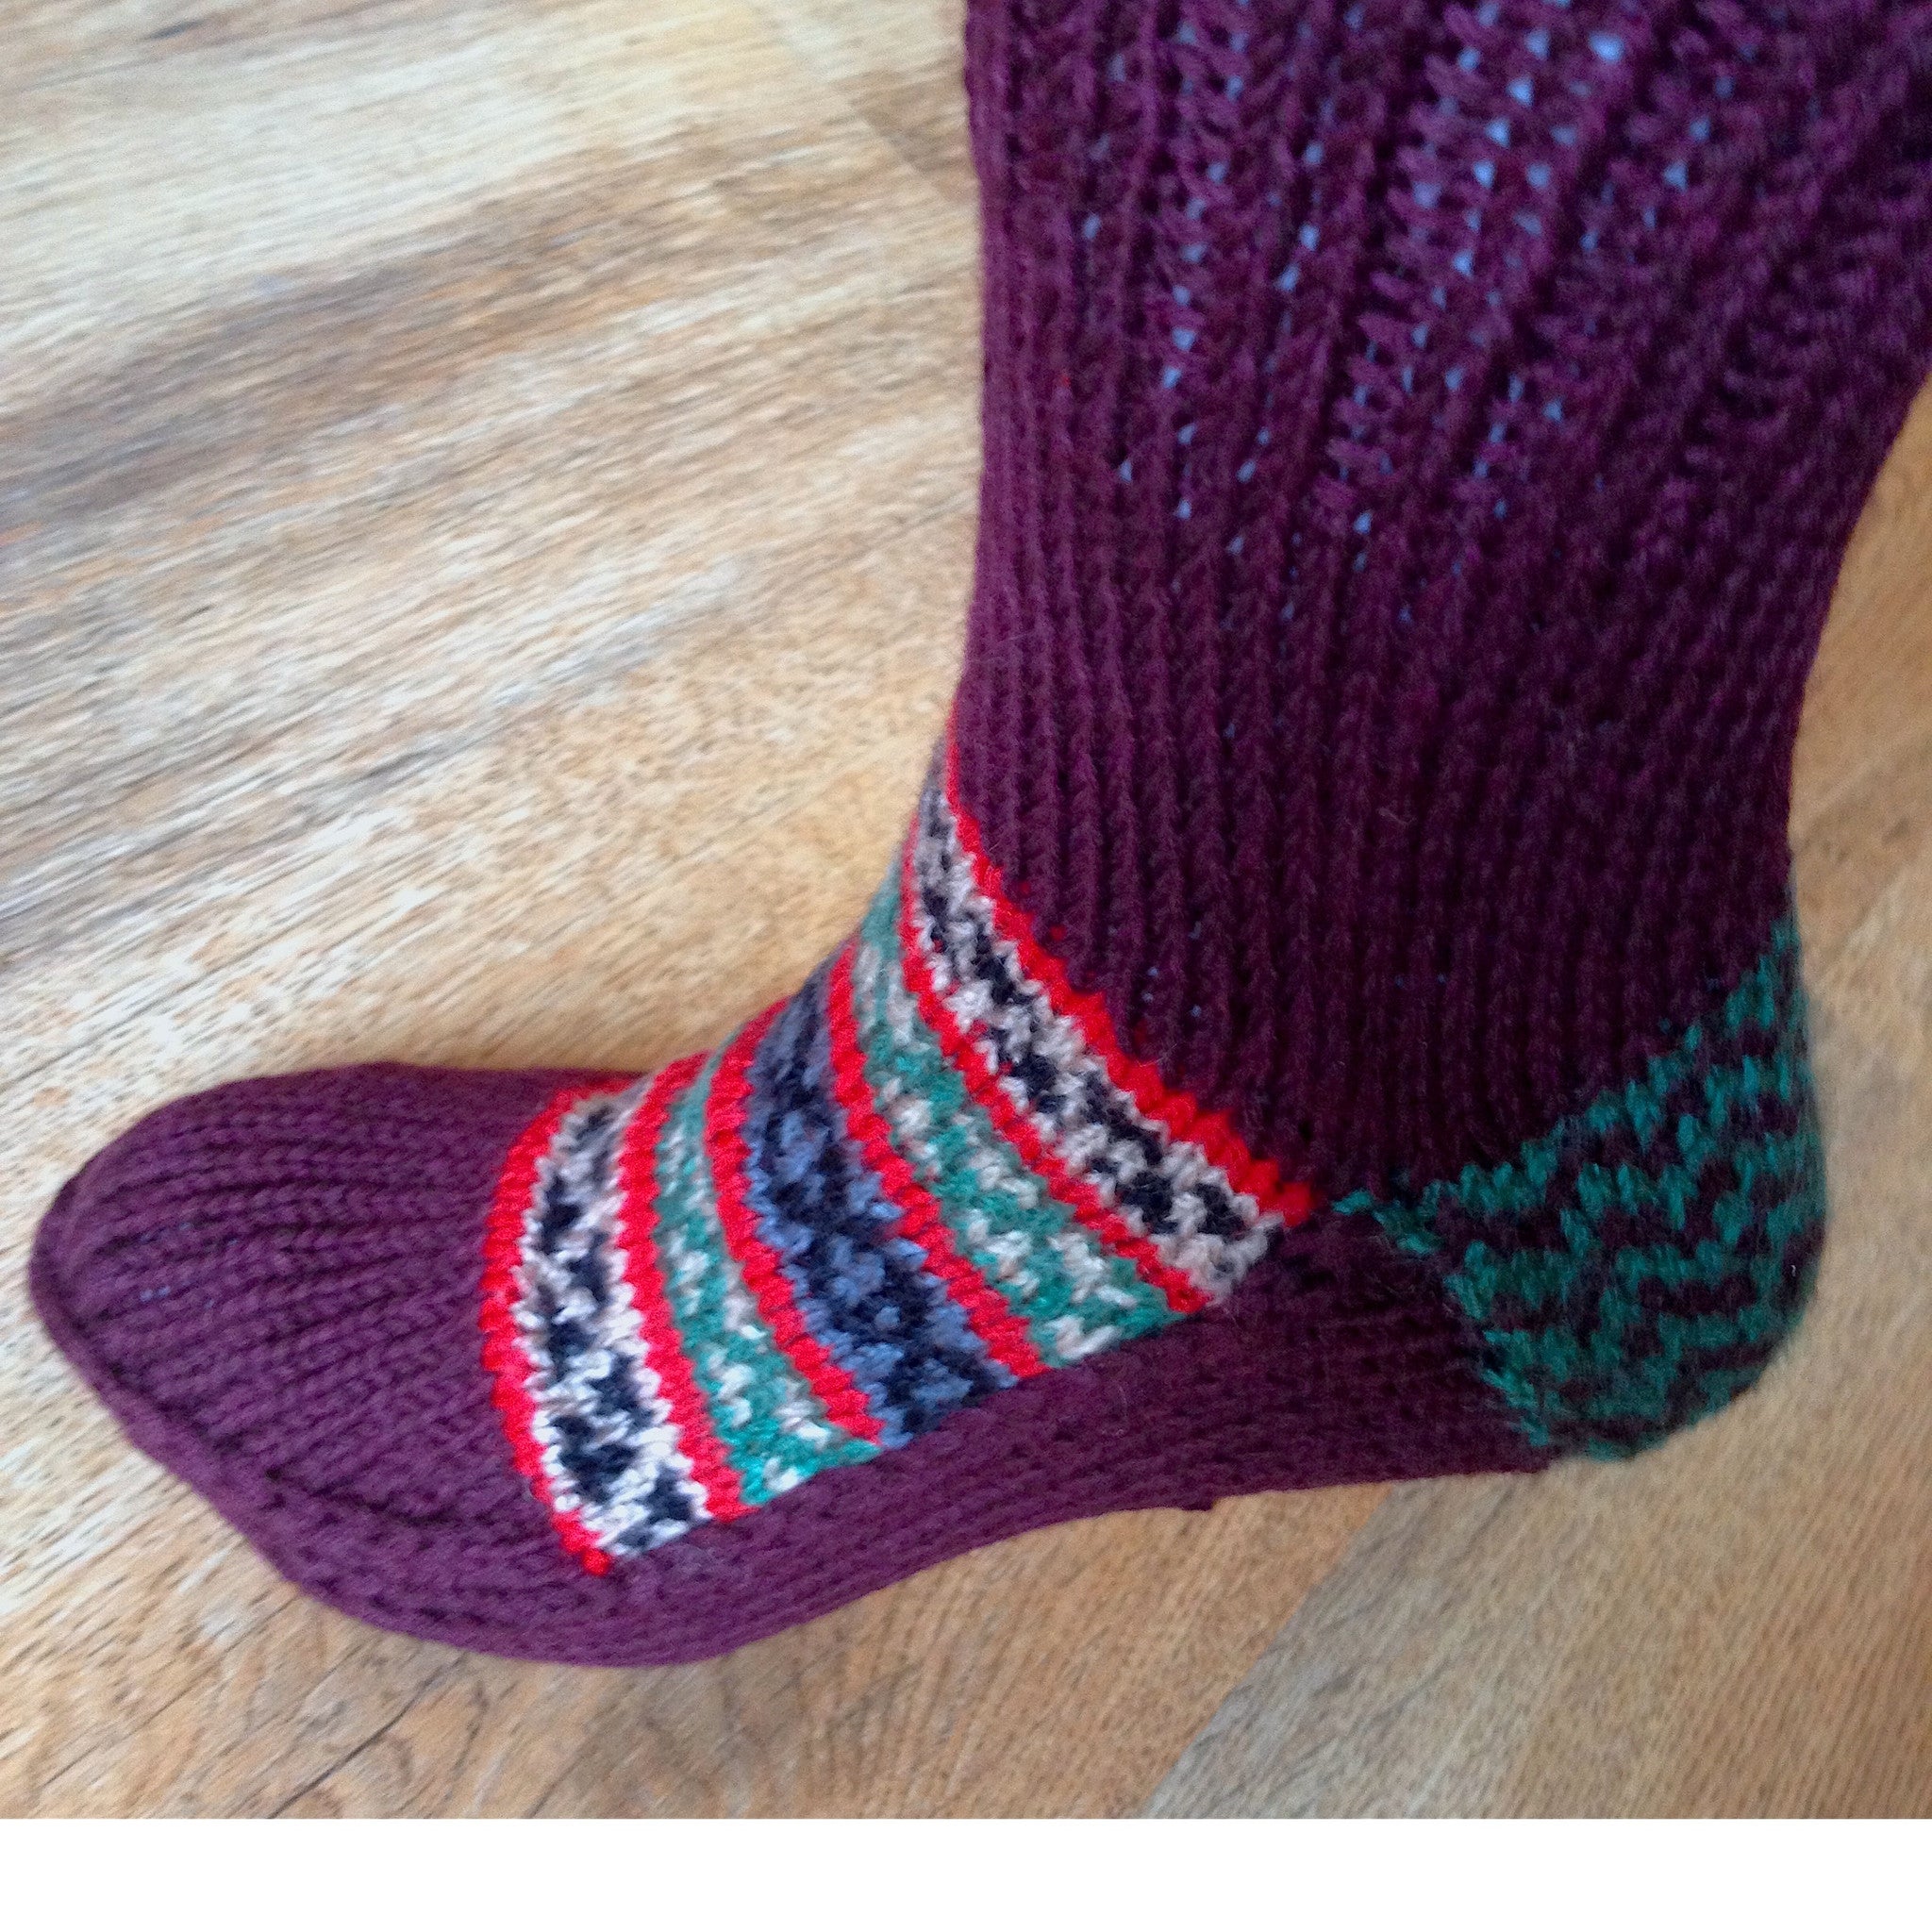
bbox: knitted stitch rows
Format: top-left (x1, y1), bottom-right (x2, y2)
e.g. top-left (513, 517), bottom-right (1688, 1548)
top-left (652, 1056), bottom-right (870, 1506)
top-left (29, 1), bottom-right (1932, 1660)
top-left (951, 0), bottom-right (1932, 1205)
top-left (1337, 915), bottom-right (1824, 1455)
top-left (483, 759), bottom-right (1315, 1564)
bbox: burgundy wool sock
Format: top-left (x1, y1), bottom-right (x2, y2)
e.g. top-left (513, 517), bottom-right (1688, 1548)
top-left (31, 0), bottom-right (1932, 1664)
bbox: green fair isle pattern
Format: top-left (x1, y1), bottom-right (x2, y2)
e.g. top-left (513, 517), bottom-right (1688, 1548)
top-left (651, 1057), bottom-right (876, 1504)
top-left (481, 764), bottom-right (1311, 1569)
top-left (853, 869), bottom-right (1177, 1363)
top-left (1336, 917), bottom-right (1825, 1458)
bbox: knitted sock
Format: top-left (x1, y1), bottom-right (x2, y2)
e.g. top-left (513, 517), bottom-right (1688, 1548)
top-left (32, 0), bottom-right (1932, 1664)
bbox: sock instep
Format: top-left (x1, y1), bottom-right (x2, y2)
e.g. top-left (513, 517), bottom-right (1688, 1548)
top-left (476, 754), bottom-right (1322, 1570)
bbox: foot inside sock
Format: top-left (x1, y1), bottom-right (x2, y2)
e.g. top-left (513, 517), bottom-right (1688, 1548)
top-left (27, 741), bottom-right (1824, 1657)
top-left (29, 0), bottom-right (1920, 1663)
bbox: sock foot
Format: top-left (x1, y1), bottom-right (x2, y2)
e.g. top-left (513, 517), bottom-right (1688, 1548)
top-left (29, 761), bottom-right (1817, 1664)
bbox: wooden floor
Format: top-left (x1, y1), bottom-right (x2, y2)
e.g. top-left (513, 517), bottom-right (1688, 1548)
top-left (4, 0), bottom-right (1927, 1818)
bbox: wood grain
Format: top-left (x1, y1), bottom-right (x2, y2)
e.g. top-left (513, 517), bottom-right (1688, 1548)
top-left (3, 0), bottom-right (1926, 1817)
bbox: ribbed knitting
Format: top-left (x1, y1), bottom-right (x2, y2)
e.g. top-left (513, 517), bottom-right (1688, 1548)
top-left (952, 0), bottom-right (1932, 1199)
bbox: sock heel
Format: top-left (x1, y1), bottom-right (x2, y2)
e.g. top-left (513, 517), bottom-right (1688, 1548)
top-left (1332, 914), bottom-right (1824, 1459)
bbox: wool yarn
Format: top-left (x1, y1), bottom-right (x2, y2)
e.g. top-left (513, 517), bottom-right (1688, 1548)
top-left (31, 0), bottom-right (1932, 1663)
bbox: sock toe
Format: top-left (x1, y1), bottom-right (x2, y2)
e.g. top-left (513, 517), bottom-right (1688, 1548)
top-left (31, 1063), bottom-right (586, 1545)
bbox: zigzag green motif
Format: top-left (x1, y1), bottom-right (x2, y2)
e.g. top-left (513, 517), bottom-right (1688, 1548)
top-left (1336, 917), bottom-right (1824, 1457)
top-left (651, 1057), bottom-right (874, 1504)
top-left (854, 870), bottom-right (1176, 1362)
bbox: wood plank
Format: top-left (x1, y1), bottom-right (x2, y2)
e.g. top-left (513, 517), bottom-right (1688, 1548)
top-left (1149, 383), bottom-right (1932, 1820)
top-left (270, 1494), bottom-right (1374, 1819)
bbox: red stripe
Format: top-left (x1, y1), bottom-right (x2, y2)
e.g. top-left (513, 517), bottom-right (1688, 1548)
top-left (824, 941), bottom-right (1046, 1381)
top-left (897, 850), bottom-right (1209, 1318)
top-left (941, 748), bottom-right (1318, 1230)
top-left (702, 1008), bottom-right (886, 1446)
top-left (613, 1056), bottom-right (750, 1524)
top-left (477, 1080), bottom-right (631, 1576)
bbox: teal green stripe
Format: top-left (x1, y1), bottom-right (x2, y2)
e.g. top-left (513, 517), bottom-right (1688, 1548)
top-left (1439, 1033), bottom-right (1803, 1232)
top-left (1447, 1149), bottom-right (1822, 1448)
top-left (1455, 1142), bottom-right (1821, 1318)
top-left (853, 870), bottom-right (1175, 1363)
top-left (651, 1057), bottom-right (874, 1504)
top-left (1450, 1123), bottom-right (1822, 1326)
top-left (1547, 1114), bottom-right (1818, 1251)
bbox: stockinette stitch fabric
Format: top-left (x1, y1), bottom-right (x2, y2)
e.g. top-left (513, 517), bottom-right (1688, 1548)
top-left (30, 0), bottom-right (1932, 1664)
